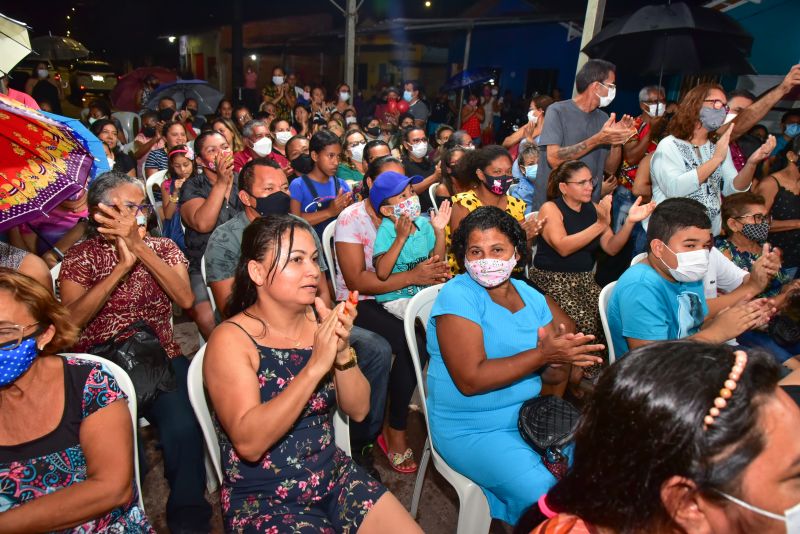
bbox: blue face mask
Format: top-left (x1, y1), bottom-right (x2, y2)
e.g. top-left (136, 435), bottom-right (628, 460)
top-left (786, 123), bottom-right (800, 138)
top-left (403, 90), bottom-right (413, 102)
top-left (0, 335), bottom-right (40, 387)
top-left (523, 164), bottom-right (538, 181)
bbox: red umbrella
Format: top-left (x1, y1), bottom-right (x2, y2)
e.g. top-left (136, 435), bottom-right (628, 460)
top-left (111, 67), bottom-right (178, 112)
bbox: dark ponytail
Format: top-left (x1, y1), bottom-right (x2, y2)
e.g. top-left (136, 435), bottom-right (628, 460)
top-left (547, 160), bottom-right (589, 200)
top-left (227, 215), bottom-right (308, 316)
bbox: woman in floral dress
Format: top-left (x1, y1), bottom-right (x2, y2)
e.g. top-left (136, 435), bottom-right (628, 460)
top-left (204, 215), bottom-right (422, 533)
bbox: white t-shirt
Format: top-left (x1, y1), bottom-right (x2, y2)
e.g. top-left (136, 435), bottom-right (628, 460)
top-left (333, 201), bottom-right (378, 301)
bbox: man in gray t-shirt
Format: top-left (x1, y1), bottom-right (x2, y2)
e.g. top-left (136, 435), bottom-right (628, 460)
top-left (532, 59), bottom-right (636, 210)
top-left (404, 80), bottom-right (429, 127)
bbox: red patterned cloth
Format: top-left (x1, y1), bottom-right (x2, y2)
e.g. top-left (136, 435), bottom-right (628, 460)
top-left (60, 235), bottom-right (188, 357)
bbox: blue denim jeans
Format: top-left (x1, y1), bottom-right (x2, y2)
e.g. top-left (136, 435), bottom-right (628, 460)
top-left (612, 186), bottom-right (648, 257)
top-left (737, 330), bottom-right (800, 364)
top-left (349, 326), bottom-right (391, 449)
top-left (141, 356), bottom-right (211, 533)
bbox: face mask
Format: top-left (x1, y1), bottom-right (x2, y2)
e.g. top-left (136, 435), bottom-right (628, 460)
top-left (252, 137), bottom-right (273, 157)
top-left (272, 75), bottom-right (284, 86)
top-left (350, 142), bottom-right (365, 163)
top-left (345, 116), bottom-right (357, 125)
top-left (0, 335), bottom-right (40, 387)
top-left (465, 253), bottom-right (517, 288)
top-left (597, 85), bottom-right (616, 107)
top-left (482, 172), bottom-right (514, 195)
top-left (410, 142), bottom-right (428, 159)
top-left (469, 100), bottom-right (478, 107)
top-left (186, 108), bottom-right (197, 117)
top-left (657, 244), bottom-right (709, 283)
top-left (718, 491), bottom-right (800, 534)
top-left (403, 90), bottom-right (413, 102)
top-left (37, 69), bottom-right (48, 79)
top-left (88, 117), bottom-right (98, 125)
top-left (724, 112), bottom-right (737, 125)
top-left (699, 107), bottom-right (727, 131)
top-left (142, 126), bottom-right (156, 138)
top-left (274, 131), bottom-right (292, 145)
top-left (491, 89), bottom-right (498, 96)
top-left (647, 103), bottom-right (665, 117)
top-left (527, 110), bottom-right (538, 124)
top-left (786, 124), bottom-right (800, 138)
top-left (203, 150), bottom-right (231, 172)
top-left (290, 153), bottom-right (315, 175)
top-left (391, 195), bottom-right (421, 220)
top-left (339, 92), bottom-right (350, 102)
top-left (302, 91), bottom-right (311, 100)
top-left (107, 156), bottom-right (116, 168)
top-left (252, 191), bottom-right (291, 217)
top-left (136, 214), bottom-right (147, 227)
top-left (741, 220), bottom-right (770, 244)
top-left (524, 164), bottom-right (538, 180)
top-left (366, 126), bottom-right (380, 137)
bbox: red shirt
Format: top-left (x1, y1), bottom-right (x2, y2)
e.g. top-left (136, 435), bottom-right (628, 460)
top-left (233, 150), bottom-right (253, 173)
top-left (60, 236), bottom-right (188, 357)
top-left (268, 149), bottom-right (289, 169)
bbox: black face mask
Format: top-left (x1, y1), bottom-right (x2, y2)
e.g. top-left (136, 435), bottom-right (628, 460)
top-left (366, 126), bottom-right (380, 137)
top-left (290, 154), bottom-right (315, 175)
top-left (251, 191), bottom-right (291, 216)
top-left (142, 126), bottom-right (156, 138)
top-left (186, 108), bottom-right (197, 117)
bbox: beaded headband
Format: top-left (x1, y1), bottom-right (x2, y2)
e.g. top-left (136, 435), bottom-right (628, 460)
top-left (703, 350), bottom-right (747, 430)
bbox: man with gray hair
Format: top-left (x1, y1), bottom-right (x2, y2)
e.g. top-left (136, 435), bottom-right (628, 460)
top-left (233, 119), bottom-right (272, 173)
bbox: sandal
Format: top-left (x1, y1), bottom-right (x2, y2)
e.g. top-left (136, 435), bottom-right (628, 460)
top-left (376, 434), bottom-right (417, 474)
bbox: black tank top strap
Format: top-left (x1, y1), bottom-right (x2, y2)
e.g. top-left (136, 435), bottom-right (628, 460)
top-left (225, 321), bottom-right (260, 349)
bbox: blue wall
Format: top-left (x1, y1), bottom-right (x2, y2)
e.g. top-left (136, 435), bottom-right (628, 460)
top-left (730, 0), bottom-right (800, 75)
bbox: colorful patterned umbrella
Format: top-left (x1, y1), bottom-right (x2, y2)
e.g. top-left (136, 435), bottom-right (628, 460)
top-left (0, 95), bottom-right (93, 232)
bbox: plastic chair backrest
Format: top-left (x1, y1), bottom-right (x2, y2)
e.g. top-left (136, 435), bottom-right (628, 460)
top-left (186, 344), bottom-right (223, 485)
top-left (631, 252), bottom-right (647, 266)
top-left (321, 220), bottom-right (337, 280)
top-left (200, 255), bottom-right (217, 315)
top-left (145, 169), bottom-right (168, 231)
top-left (112, 111), bottom-right (140, 144)
top-left (50, 262), bottom-right (61, 298)
top-left (428, 183), bottom-right (439, 213)
top-left (59, 353), bottom-right (146, 512)
top-left (598, 281), bottom-right (617, 364)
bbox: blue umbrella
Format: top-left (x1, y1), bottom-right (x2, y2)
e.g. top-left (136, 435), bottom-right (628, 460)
top-left (145, 79), bottom-right (224, 116)
top-left (40, 110), bottom-right (110, 182)
top-left (441, 67), bottom-right (495, 92)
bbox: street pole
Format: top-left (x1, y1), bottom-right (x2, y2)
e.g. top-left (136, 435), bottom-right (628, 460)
top-left (574, 0), bottom-right (606, 97)
top-left (457, 27), bottom-right (472, 129)
top-left (345, 0), bottom-right (356, 90)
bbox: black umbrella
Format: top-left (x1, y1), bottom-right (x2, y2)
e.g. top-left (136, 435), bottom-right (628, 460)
top-left (582, 2), bottom-right (755, 78)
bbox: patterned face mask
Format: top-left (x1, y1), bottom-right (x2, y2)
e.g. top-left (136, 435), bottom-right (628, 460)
top-left (741, 221), bottom-right (770, 244)
top-left (482, 173), bottom-right (514, 195)
top-left (0, 335), bottom-right (40, 387)
top-left (392, 195), bottom-right (421, 220)
top-left (465, 253), bottom-right (517, 288)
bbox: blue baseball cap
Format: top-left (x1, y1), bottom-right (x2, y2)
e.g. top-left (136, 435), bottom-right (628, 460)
top-left (369, 171), bottom-right (424, 209)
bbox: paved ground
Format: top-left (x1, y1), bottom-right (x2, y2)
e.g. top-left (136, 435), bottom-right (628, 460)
top-left (141, 320), bottom-right (511, 533)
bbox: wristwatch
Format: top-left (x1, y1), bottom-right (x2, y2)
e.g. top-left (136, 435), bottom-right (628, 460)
top-left (334, 347), bottom-right (358, 371)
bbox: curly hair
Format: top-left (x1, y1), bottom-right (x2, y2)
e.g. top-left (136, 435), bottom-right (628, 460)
top-left (546, 160), bottom-right (589, 200)
top-left (454, 145), bottom-right (512, 192)
top-left (450, 206), bottom-right (530, 271)
top-left (668, 83), bottom-right (725, 141)
top-left (439, 146), bottom-right (467, 196)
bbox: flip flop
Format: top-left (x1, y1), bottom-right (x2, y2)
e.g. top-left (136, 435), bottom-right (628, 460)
top-left (376, 434), bottom-right (417, 474)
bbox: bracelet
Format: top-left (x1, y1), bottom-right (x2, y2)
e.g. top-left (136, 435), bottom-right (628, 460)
top-left (334, 347), bottom-right (358, 371)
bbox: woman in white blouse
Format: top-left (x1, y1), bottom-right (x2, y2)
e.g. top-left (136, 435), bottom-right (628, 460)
top-left (650, 83), bottom-right (774, 235)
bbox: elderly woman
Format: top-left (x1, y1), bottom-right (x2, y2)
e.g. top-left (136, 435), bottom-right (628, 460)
top-left (0, 268), bottom-right (152, 532)
top-left (205, 215), bottom-right (421, 533)
top-left (526, 342), bottom-right (799, 534)
top-left (427, 207), bottom-right (603, 525)
top-left (650, 83), bottom-right (775, 235)
top-left (58, 171), bottom-right (211, 533)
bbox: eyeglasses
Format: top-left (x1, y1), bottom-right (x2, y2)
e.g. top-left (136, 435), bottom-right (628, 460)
top-left (408, 137), bottom-right (428, 145)
top-left (457, 143), bottom-right (474, 149)
top-left (237, 115), bottom-right (252, 123)
top-left (347, 140), bottom-right (367, 149)
top-left (735, 213), bottom-right (771, 224)
top-left (600, 82), bottom-right (616, 91)
top-left (703, 99), bottom-right (729, 111)
top-left (565, 177), bottom-right (598, 188)
top-left (0, 322), bottom-right (40, 350)
top-left (123, 203), bottom-right (154, 217)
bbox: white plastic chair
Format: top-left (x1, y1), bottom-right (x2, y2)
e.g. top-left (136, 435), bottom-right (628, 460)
top-left (60, 353), bottom-right (146, 512)
top-left (145, 169), bottom-right (168, 232)
top-left (321, 220), bottom-right (337, 280)
top-left (187, 344), bottom-right (351, 495)
top-left (598, 281), bottom-right (617, 364)
top-left (200, 255), bottom-right (217, 316)
top-left (112, 111), bottom-right (140, 144)
top-left (50, 262), bottom-right (61, 298)
top-left (428, 182), bottom-right (440, 213)
top-left (631, 252), bottom-right (647, 266)
top-left (403, 284), bottom-right (492, 533)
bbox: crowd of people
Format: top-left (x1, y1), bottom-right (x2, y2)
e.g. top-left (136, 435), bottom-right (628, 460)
top-left (2, 56), bottom-right (800, 533)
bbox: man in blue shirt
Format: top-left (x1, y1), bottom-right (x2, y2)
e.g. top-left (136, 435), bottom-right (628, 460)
top-left (608, 198), bottom-right (767, 356)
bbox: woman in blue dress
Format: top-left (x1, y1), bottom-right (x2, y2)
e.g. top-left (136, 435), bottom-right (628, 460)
top-left (426, 206), bottom-right (604, 525)
top-left (204, 215), bottom-right (421, 533)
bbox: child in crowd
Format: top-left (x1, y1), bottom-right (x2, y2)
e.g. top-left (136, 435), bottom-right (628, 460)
top-left (372, 171), bottom-right (451, 318)
top-left (510, 144), bottom-right (539, 215)
top-left (160, 144), bottom-right (195, 250)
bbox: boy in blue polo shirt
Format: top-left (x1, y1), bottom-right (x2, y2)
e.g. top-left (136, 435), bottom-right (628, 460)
top-left (372, 171), bottom-right (451, 318)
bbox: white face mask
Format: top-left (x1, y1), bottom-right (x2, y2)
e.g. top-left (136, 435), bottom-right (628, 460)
top-left (37, 69), bottom-right (48, 79)
top-left (657, 244), bottom-right (709, 283)
top-left (339, 91), bottom-right (350, 102)
top-left (350, 142), bottom-right (366, 163)
top-left (718, 491), bottom-right (800, 534)
top-left (410, 142), bottom-right (428, 159)
top-left (647, 103), bottom-right (665, 117)
top-left (598, 85), bottom-right (616, 108)
top-left (272, 75), bottom-right (284, 86)
top-left (724, 112), bottom-right (738, 125)
top-left (491, 89), bottom-right (498, 96)
top-left (345, 116), bottom-right (357, 125)
top-left (252, 137), bottom-right (273, 157)
top-left (275, 131), bottom-right (292, 145)
top-left (527, 110), bottom-right (538, 124)
top-left (465, 253), bottom-right (517, 288)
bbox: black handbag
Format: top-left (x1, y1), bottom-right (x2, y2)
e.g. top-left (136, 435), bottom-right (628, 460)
top-left (89, 320), bottom-right (177, 411)
top-left (518, 395), bottom-right (580, 480)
